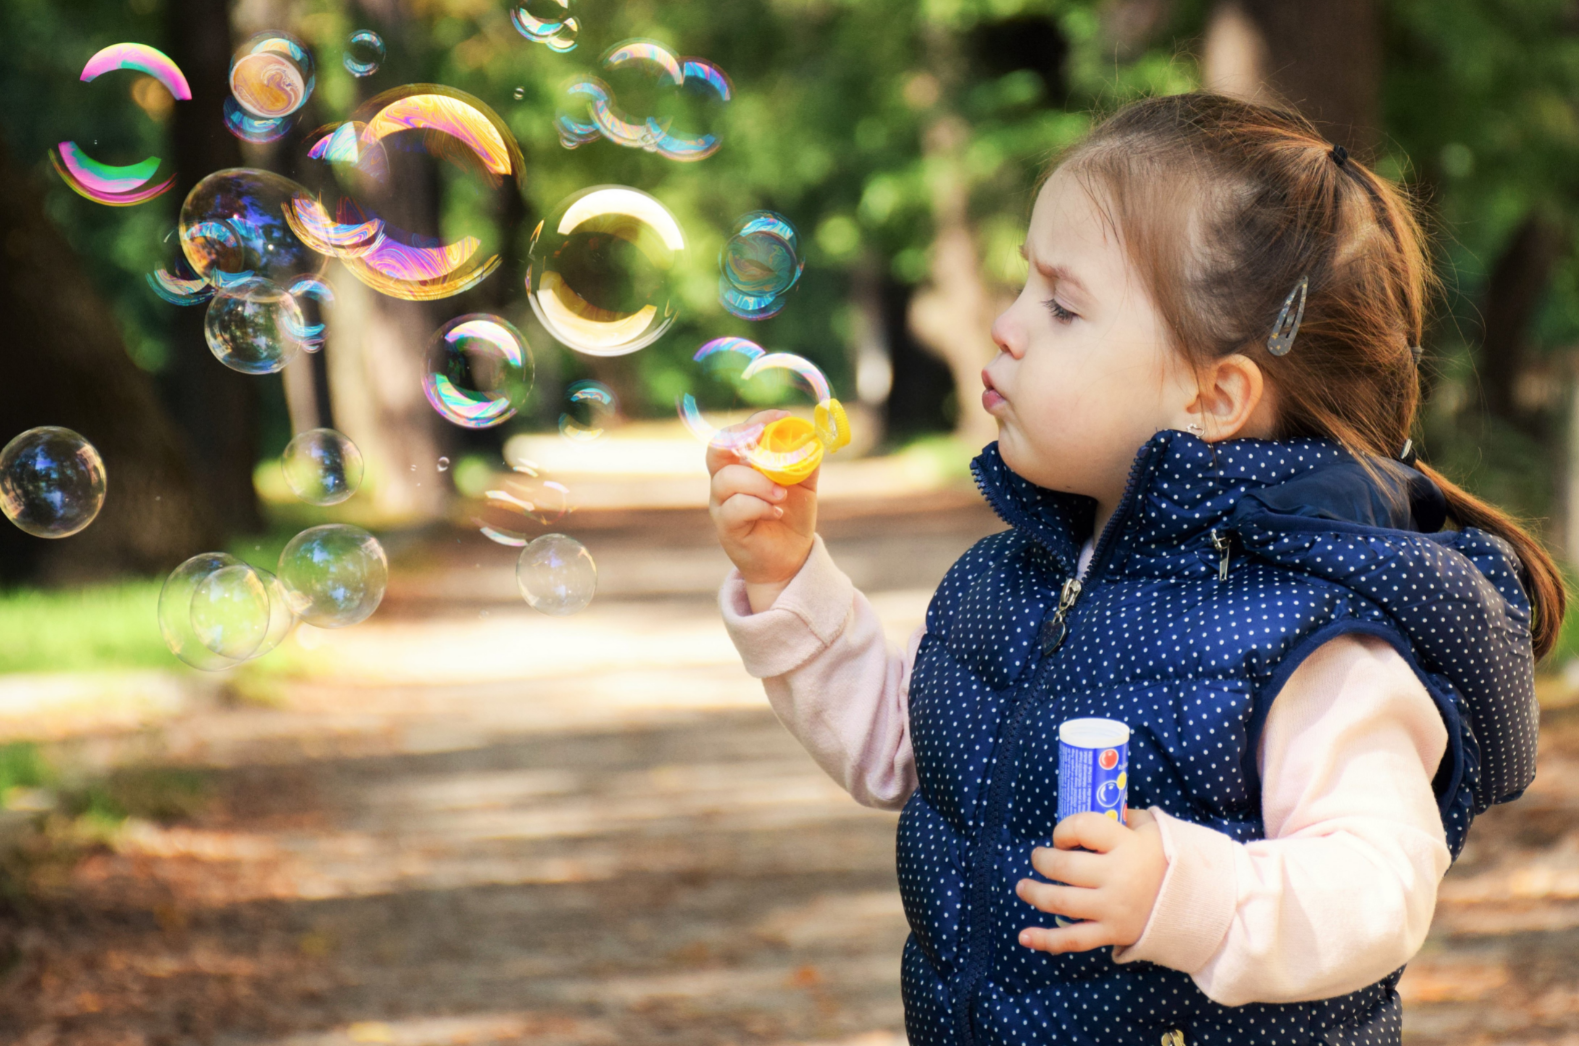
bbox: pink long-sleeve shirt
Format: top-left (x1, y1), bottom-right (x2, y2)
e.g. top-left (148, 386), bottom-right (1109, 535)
top-left (721, 533), bottom-right (1452, 1007)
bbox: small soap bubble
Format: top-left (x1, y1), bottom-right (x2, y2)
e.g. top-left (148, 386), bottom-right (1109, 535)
top-left (473, 460), bottom-right (568, 546)
top-left (513, 86), bottom-right (526, 101)
top-left (527, 186), bottom-right (685, 357)
top-left (180, 168), bottom-right (326, 290)
top-left (423, 315), bottom-right (535, 428)
top-left (343, 30), bottom-right (385, 77)
top-left (0, 427), bottom-right (107, 539)
top-left (250, 567), bottom-right (297, 658)
top-left (720, 211), bottom-right (803, 320)
top-left (512, 0), bottom-right (578, 51)
top-left (148, 227), bottom-right (213, 306)
top-left (284, 275), bottom-right (334, 351)
top-left (222, 95), bottom-right (294, 143)
top-left (278, 524), bottom-right (388, 628)
top-left (229, 31), bottom-right (314, 119)
top-left (437, 457), bottom-right (451, 472)
top-left (516, 533), bottom-right (595, 615)
top-left (204, 278), bottom-right (307, 375)
top-left (190, 563), bottom-right (271, 660)
top-left (558, 380), bottom-right (617, 442)
top-left (282, 428), bottom-right (364, 505)
top-left (161, 553), bottom-right (244, 670)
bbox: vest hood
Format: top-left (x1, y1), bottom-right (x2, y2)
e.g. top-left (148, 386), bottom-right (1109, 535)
top-left (971, 427), bottom-right (1538, 812)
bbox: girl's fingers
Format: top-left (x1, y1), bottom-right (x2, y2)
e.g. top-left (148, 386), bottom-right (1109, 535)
top-left (1051, 812), bottom-right (1129, 854)
top-left (710, 463), bottom-right (787, 508)
top-left (1029, 846), bottom-right (1106, 888)
top-left (1018, 919), bottom-right (1114, 955)
top-left (715, 492), bottom-right (783, 530)
top-left (1015, 878), bottom-right (1101, 921)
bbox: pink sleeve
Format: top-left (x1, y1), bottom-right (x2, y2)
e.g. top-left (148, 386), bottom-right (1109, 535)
top-left (720, 534), bottom-right (920, 811)
top-left (1112, 632), bottom-right (1452, 1006)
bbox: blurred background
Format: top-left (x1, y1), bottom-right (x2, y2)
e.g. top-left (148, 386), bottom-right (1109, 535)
top-left (2, 0), bottom-right (1579, 1043)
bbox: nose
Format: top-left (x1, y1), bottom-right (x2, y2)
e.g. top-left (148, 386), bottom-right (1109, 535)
top-left (990, 305), bottom-right (1025, 359)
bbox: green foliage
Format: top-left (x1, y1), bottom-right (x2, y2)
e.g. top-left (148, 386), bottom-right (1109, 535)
top-left (0, 581), bottom-right (169, 674)
top-left (0, 742), bottom-right (50, 797)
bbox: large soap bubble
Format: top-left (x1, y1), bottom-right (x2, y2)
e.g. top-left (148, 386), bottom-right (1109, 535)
top-left (189, 563), bottom-right (271, 661)
top-left (287, 85), bottom-right (524, 302)
top-left (230, 31), bottom-right (314, 120)
top-left (180, 168), bottom-right (326, 290)
top-left (278, 524), bottom-right (388, 628)
top-left (203, 278), bottom-right (307, 375)
top-left (423, 315), bottom-right (535, 428)
top-left (49, 43), bottom-right (189, 207)
top-left (282, 428), bottom-right (364, 505)
top-left (720, 211), bottom-right (803, 320)
top-left (527, 185), bottom-right (685, 357)
top-left (0, 427), bottom-right (107, 539)
top-left (516, 533), bottom-right (595, 615)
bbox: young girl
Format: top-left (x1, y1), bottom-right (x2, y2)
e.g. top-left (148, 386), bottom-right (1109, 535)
top-left (707, 93), bottom-right (1563, 1046)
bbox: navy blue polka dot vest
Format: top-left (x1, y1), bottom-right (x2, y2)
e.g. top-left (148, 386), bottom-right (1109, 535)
top-left (899, 430), bottom-right (1537, 1046)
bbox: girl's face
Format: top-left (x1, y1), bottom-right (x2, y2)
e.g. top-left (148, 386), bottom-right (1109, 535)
top-left (983, 167), bottom-right (1202, 515)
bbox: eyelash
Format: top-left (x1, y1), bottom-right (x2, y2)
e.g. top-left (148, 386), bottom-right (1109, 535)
top-left (1043, 298), bottom-right (1077, 324)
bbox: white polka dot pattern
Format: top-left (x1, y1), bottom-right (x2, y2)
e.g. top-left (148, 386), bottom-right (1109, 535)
top-left (896, 431), bottom-right (1539, 1046)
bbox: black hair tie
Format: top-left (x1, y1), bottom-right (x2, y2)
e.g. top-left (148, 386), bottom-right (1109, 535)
top-left (1330, 144), bottom-right (1349, 167)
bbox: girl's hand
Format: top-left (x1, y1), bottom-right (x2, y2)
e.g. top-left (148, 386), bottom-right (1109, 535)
top-left (707, 411), bottom-right (819, 613)
top-left (1014, 807), bottom-right (1167, 954)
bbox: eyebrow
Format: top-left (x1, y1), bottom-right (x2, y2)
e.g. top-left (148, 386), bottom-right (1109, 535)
top-left (1019, 244), bottom-right (1093, 303)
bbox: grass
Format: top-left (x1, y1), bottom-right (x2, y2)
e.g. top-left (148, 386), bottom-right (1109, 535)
top-left (0, 580), bottom-right (169, 675)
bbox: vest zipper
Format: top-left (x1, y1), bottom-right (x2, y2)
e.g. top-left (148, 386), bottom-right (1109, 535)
top-left (953, 445), bottom-right (1157, 1046)
top-left (1210, 527), bottom-right (1232, 582)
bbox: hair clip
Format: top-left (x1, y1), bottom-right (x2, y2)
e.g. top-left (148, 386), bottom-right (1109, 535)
top-left (1399, 438), bottom-right (1418, 467)
top-left (1330, 144), bottom-right (1349, 168)
top-left (1409, 343), bottom-right (1423, 364)
top-left (1267, 275), bottom-right (1308, 357)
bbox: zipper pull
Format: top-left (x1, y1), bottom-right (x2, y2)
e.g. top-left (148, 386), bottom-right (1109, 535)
top-left (1039, 577), bottom-right (1082, 655)
top-left (1161, 1031), bottom-right (1187, 1046)
top-left (1210, 528), bottom-right (1232, 583)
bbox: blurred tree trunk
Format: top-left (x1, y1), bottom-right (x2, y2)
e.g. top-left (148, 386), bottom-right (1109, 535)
top-left (164, 0), bottom-right (263, 536)
top-left (1480, 211), bottom-right (1568, 433)
top-left (0, 140), bottom-right (209, 585)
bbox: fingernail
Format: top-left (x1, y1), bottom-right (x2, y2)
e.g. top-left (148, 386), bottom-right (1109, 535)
top-left (1019, 931), bottom-right (1031, 946)
top-left (772, 487), bottom-right (786, 499)
top-left (773, 506), bottom-right (784, 518)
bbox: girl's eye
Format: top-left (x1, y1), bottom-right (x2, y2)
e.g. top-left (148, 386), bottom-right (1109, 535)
top-left (1043, 298), bottom-right (1077, 324)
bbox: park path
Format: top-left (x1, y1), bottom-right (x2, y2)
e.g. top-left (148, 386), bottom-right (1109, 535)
top-left (1, 493), bottom-right (1577, 1045)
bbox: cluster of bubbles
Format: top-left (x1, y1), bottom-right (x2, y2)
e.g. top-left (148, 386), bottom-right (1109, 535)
top-left (719, 212), bottom-right (804, 320)
top-left (0, 427), bottom-right (107, 539)
top-left (512, 0), bottom-right (579, 52)
top-left (50, 43), bottom-right (189, 206)
top-left (343, 30), bottom-right (385, 77)
top-left (463, 456), bottom-right (594, 615)
top-left (556, 40), bottom-right (731, 161)
top-left (225, 31), bottom-right (315, 144)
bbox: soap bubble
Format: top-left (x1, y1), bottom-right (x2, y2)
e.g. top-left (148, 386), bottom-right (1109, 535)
top-left (160, 553), bottom-right (247, 670)
top-left (677, 337), bottom-right (770, 451)
top-left (190, 563), bottom-right (271, 660)
top-left (527, 186), bottom-right (685, 357)
top-left (284, 275), bottom-right (334, 351)
top-left (558, 381), bottom-right (617, 442)
top-left (229, 31), bottom-right (314, 119)
top-left (288, 85), bottom-right (524, 302)
top-left (180, 168), bottom-right (326, 290)
top-left (203, 278), bottom-right (307, 375)
top-left (720, 211), bottom-right (803, 320)
top-left (49, 44), bottom-right (189, 207)
top-left (423, 315), bottom-right (535, 428)
top-left (222, 95), bottom-right (294, 143)
top-left (278, 524), bottom-right (388, 628)
top-left (512, 0), bottom-right (578, 51)
top-left (148, 228), bottom-right (213, 306)
top-left (282, 428), bottom-right (363, 505)
top-left (516, 533), bottom-right (595, 615)
top-left (0, 427), bottom-right (107, 539)
top-left (473, 460), bottom-right (568, 546)
top-left (437, 457), bottom-right (451, 472)
top-left (344, 30), bottom-right (385, 77)
top-left (556, 41), bottom-right (731, 161)
top-left (513, 86), bottom-right (526, 101)
top-left (250, 568), bottom-right (297, 658)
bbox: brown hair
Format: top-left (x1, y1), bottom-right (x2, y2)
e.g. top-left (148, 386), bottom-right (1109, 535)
top-left (1048, 91), bottom-right (1566, 659)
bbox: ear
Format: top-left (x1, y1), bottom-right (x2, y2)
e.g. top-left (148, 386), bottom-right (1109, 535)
top-left (1181, 353), bottom-right (1275, 442)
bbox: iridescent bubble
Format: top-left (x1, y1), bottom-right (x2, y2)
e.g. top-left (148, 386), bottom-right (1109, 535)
top-left (720, 211), bottom-right (803, 320)
top-left (423, 315), bottom-right (535, 429)
top-left (229, 31), bottom-right (314, 120)
top-left (180, 168), bottom-right (326, 290)
top-left (676, 337), bottom-right (769, 451)
top-left (277, 524), bottom-right (388, 628)
top-left (558, 381), bottom-right (617, 442)
top-left (284, 274), bottom-right (334, 351)
top-left (516, 533), bottom-right (595, 615)
top-left (49, 44), bottom-right (189, 207)
top-left (160, 553), bottom-right (247, 670)
top-left (513, 87), bottom-right (526, 101)
top-left (555, 41), bottom-right (731, 161)
top-left (288, 85), bottom-right (524, 302)
top-left (203, 278), bottom-right (307, 375)
top-left (343, 30), bottom-right (385, 77)
top-left (190, 562), bottom-right (271, 660)
top-left (282, 428), bottom-right (363, 505)
top-left (437, 457), bottom-right (450, 472)
top-left (222, 95), bottom-right (294, 143)
top-left (473, 460), bottom-right (569, 546)
top-left (148, 228), bottom-right (213, 306)
top-left (512, 0), bottom-right (579, 51)
top-left (527, 186), bottom-right (685, 357)
top-left (0, 427), bottom-right (107, 539)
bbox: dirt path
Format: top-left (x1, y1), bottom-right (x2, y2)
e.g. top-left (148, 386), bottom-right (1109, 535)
top-left (2, 497), bottom-right (1577, 1045)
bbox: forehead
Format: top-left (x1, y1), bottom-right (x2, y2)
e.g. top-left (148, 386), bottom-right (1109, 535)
top-left (1028, 167), bottom-right (1122, 261)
